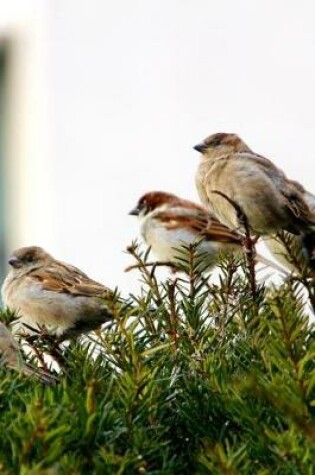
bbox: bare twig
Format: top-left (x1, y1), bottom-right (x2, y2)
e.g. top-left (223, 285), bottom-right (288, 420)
top-left (125, 260), bottom-right (176, 273)
top-left (212, 190), bottom-right (258, 299)
top-left (167, 279), bottom-right (179, 349)
top-left (25, 339), bottom-right (50, 373)
top-left (126, 245), bottom-right (164, 307)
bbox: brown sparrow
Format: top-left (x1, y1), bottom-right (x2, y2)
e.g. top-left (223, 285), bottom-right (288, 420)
top-left (263, 181), bottom-right (315, 272)
top-left (129, 191), bottom-right (286, 273)
top-left (194, 133), bottom-right (315, 236)
top-left (2, 246), bottom-right (117, 341)
top-left (0, 322), bottom-right (57, 384)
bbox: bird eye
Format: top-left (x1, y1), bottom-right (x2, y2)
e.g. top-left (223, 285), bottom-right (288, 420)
top-left (211, 138), bottom-right (222, 147)
top-left (25, 254), bottom-right (35, 263)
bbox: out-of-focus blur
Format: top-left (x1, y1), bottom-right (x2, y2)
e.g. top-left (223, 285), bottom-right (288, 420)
top-left (0, 0), bottom-right (315, 294)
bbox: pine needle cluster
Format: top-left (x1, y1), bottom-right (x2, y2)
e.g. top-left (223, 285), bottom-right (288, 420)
top-left (0, 243), bottom-right (315, 474)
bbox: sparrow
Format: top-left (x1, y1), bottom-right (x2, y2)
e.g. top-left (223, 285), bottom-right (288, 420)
top-left (0, 322), bottom-right (57, 384)
top-left (129, 191), bottom-right (286, 273)
top-left (1, 246), bottom-right (117, 341)
top-left (194, 133), bottom-right (315, 236)
top-left (263, 181), bottom-right (315, 272)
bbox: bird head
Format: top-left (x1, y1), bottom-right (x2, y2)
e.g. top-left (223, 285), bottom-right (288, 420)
top-left (194, 132), bottom-right (251, 157)
top-left (129, 191), bottom-right (180, 217)
top-left (8, 246), bottom-right (52, 273)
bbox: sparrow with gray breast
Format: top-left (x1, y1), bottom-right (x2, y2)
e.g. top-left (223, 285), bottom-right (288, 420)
top-left (2, 246), bottom-right (118, 342)
top-left (263, 180), bottom-right (315, 272)
top-left (194, 133), bottom-right (315, 236)
top-left (0, 321), bottom-right (57, 384)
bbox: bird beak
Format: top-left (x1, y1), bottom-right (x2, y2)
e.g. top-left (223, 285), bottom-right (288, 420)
top-left (8, 256), bottom-right (22, 268)
top-left (129, 207), bottom-right (140, 216)
top-left (193, 143), bottom-right (206, 153)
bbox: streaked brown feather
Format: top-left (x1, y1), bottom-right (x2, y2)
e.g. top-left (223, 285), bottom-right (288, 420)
top-left (30, 262), bottom-right (113, 298)
top-left (156, 210), bottom-right (242, 244)
top-left (282, 185), bottom-right (315, 230)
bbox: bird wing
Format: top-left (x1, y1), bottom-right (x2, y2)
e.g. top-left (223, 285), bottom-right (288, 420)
top-left (156, 210), bottom-right (242, 244)
top-left (236, 151), bottom-right (286, 179)
top-left (233, 152), bottom-right (315, 232)
top-left (202, 218), bottom-right (243, 244)
top-left (30, 262), bottom-right (113, 299)
top-left (281, 183), bottom-right (315, 232)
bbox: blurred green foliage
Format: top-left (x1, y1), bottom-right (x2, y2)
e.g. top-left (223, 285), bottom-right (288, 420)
top-left (0, 243), bottom-right (315, 474)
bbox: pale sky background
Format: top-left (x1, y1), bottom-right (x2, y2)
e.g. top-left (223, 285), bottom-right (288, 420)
top-left (0, 0), bottom-right (315, 294)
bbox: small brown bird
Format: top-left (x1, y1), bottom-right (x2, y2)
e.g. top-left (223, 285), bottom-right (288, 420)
top-left (194, 133), bottom-right (315, 236)
top-left (264, 181), bottom-right (315, 272)
top-left (0, 322), bottom-right (57, 384)
top-left (2, 246), bottom-right (117, 341)
top-left (129, 191), bottom-right (286, 273)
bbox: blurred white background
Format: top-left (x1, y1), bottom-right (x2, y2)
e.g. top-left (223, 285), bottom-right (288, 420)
top-left (0, 0), bottom-right (314, 294)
